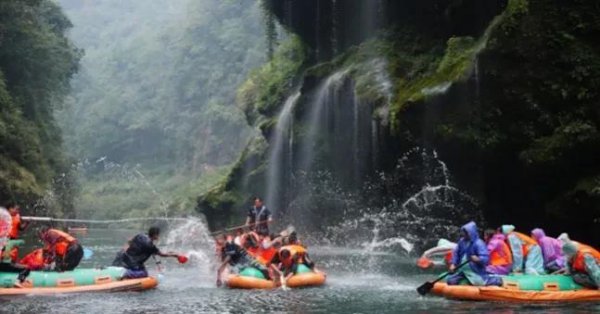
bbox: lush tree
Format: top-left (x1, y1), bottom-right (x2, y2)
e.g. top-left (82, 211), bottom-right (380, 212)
top-left (0, 0), bottom-right (81, 213)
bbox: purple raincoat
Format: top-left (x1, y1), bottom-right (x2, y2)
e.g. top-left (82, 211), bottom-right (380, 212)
top-left (531, 228), bottom-right (565, 271)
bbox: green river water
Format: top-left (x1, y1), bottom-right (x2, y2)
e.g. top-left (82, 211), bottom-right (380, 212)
top-left (1, 226), bottom-right (598, 313)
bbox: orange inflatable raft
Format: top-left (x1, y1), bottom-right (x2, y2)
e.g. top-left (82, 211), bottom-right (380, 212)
top-left (432, 279), bottom-right (600, 302)
top-left (226, 266), bottom-right (326, 289)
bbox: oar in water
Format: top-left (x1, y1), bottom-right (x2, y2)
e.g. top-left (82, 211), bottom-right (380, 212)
top-left (416, 260), bottom-right (469, 295)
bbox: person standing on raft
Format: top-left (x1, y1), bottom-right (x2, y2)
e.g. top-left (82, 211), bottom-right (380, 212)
top-left (483, 229), bottom-right (512, 275)
top-left (246, 197), bottom-right (272, 236)
top-left (447, 221), bottom-right (501, 286)
top-left (560, 235), bottom-right (600, 289)
top-left (39, 226), bottom-right (84, 271)
top-left (113, 226), bottom-right (184, 279)
top-left (531, 228), bottom-right (565, 273)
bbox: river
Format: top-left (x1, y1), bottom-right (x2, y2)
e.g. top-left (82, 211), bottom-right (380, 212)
top-left (2, 225), bottom-right (599, 313)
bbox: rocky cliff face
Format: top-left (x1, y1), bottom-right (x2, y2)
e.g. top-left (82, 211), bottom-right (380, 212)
top-left (198, 0), bottom-right (600, 244)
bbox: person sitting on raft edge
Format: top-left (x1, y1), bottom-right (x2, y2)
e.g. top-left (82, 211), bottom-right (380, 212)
top-left (216, 235), bottom-right (270, 287)
top-left (246, 197), bottom-right (272, 236)
top-left (483, 229), bottom-right (512, 275)
top-left (39, 226), bottom-right (84, 271)
top-left (112, 226), bottom-right (183, 279)
top-left (7, 202), bottom-right (29, 263)
top-left (500, 225), bottom-right (545, 275)
top-left (531, 228), bottom-right (565, 273)
top-left (559, 234), bottom-right (600, 290)
top-left (447, 221), bottom-right (502, 286)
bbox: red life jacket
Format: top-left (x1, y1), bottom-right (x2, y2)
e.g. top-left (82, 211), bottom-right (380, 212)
top-left (9, 213), bottom-right (21, 239)
top-left (572, 245), bottom-right (600, 273)
top-left (257, 247), bottom-right (278, 265)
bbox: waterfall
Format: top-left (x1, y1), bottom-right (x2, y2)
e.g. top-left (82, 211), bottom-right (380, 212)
top-left (297, 69), bottom-right (349, 173)
top-left (265, 91), bottom-right (300, 213)
top-left (353, 90), bottom-right (360, 184)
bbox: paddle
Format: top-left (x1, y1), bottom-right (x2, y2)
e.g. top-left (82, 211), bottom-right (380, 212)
top-left (416, 260), bottom-right (469, 295)
top-left (210, 220), bottom-right (273, 236)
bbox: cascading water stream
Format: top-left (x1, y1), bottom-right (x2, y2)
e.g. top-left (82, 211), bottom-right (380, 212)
top-left (297, 69), bottom-right (349, 174)
top-left (265, 91), bottom-right (300, 212)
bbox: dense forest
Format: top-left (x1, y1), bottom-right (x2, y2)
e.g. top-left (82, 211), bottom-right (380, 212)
top-left (55, 0), bottom-right (268, 219)
top-left (0, 0), bottom-right (80, 217)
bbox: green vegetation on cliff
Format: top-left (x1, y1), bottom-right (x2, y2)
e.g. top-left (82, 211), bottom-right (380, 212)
top-left (0, 0), bottom-right (81, 214)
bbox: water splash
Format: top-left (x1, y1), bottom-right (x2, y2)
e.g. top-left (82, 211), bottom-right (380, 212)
top-left (325, 147), bottom-right (481, 254)
top-left (163, 217), bottom-right (215, 278)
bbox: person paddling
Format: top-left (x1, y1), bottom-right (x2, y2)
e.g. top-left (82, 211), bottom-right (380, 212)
top-left (246, 197), bottom-right (272, 236)
top-left (39, 226), bottom-right (83, 271)
top-left (113, 226), bottom-right (184, 279)
top-left (447, 221), bottom-right (501, 286)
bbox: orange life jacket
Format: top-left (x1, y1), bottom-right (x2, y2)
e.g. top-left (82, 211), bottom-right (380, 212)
top-left (572, 245), bottom-right (600, 273)
top-left (8, 213), bottom-right (21, 239)
top-left (44, 229), bottom-right (76, 257)
top-left (257, 247), bottom-right (278, 265)
top-left (490, 241), bottom-right (513, 266)
top-left (279, 245), bottom-right (306, 269)
top-left (19, 249), bottom-right (46, 270)
top-left (281, 245), bottom-right (306, 256)
top-left (513, 232), bottom-right (537, 257)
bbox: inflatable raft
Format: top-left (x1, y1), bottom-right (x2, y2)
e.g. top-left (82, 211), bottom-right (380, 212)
top-left (0, 267), bottom-right (157, 296)
top-left (226, 265), bottom-right (326, 289)
top-left (431, 274), bottom-right (600, 302)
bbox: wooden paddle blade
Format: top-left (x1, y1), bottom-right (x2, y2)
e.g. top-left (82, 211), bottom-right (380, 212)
top-left (416, 281), bottom-right (434, 295)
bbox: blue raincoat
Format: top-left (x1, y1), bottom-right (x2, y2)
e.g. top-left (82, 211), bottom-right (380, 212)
top-left (447, 221), bottom-right (500, 286)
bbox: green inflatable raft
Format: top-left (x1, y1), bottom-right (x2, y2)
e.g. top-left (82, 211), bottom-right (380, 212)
top-left (500, 273), bottom-right (584, 291)
top-left (0, 267), bottom-right (126, 288)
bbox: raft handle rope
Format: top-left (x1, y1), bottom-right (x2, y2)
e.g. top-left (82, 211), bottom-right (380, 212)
top-left (21, 216), bottom-right (191, 224)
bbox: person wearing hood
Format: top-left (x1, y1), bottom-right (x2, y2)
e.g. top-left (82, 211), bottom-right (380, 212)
top-left (483, 229), bottom-right (512, 275)
top-left (561, 235), bottom-right (600, 289)
top-left (501, 225), bottom-right (545, 274)
top-left (417, 239), bottom-right (456, 270)
top-left (447, 221), bottom-right (501, 286)
top-left (531, 228), bottom-right (565, 272)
